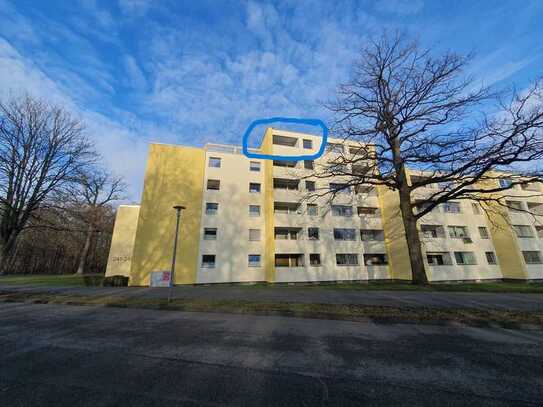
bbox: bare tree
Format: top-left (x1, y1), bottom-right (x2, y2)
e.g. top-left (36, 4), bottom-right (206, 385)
top-left (0, 95), bottom-right (95, 272)
top-left (70, 168), bottom-right (126, 275)
top-left (311, 32), bottom-right (543, 284)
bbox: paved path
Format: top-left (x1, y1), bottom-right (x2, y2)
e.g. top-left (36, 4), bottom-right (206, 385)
top-left (2, 283), bottom-right (543, 311)
top-left (1, 302), bottom-right (543, 406)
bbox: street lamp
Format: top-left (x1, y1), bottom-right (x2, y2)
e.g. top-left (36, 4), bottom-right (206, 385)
top-left (169, 205), bottom-right (186, 301)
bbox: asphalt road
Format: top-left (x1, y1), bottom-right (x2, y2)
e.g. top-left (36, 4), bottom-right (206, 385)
top-left (1, 303), bottom-right (543, 406)
top-left (3, 284), bottom-right (543, 311)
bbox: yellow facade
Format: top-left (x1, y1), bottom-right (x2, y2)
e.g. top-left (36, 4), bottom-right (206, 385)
top-left (105, 205), bottom-right (140, 277)
top-left (129, 143), bottom-right (205, 286)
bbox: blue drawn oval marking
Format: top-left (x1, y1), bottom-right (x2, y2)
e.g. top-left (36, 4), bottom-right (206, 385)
top-left (242, 117), bottom-right (328, 161)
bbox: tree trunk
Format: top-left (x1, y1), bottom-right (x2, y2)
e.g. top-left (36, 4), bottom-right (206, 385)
top-left (398, 188), bottom-right (429, 285)
top-left (0, 232), bottom-right (18, 274)
top-left (76, 224), bottom-right (93, 275)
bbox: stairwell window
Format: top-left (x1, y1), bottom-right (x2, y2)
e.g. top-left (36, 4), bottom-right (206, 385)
top-left (201, 255), bottom-right (216, 268)
top-left (205, 202), bottom-right (218, 215)
top-left (478, 227), bottom-right (489, 239)
top-left (305, 181), bottom-right (316, 191)
top-left (307, 204), bottom-right (318, 216)
top-left (309, 254), bottom-right (321, 266)
top-left (249, 229), bottom-right (261, 241)
top-left (203, 228), bottom-right (217, 240)
top-left (250, 161), bottom-right (261, 172)
top-left (248, 254), bottom-right (261, 267)
top-left (249, 205), bottom-right (261, 217)
top-left (208, 157), bottom-right (221, 168)
top-left (249, 183), bottom-right (261, 193)
top-left (304, 160), bottom-right (314, 170)
top-left (443, 202), bottom-right (461, 213)
top-left (303, 139), bottom-right (313, 149)
top-left (308, 227), bottom-right (319, 240)
top-left (207, 179), bottom-right (220, 190)
top-left (448, 225), bottom-right (469, 239)
top-left (485, 252), bottom-right (497, 265)
top-left (513, 225), bottom-right (534, 238)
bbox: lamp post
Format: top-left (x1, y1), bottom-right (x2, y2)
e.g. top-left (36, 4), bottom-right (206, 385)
top-left (169, 205), bottom-right (185, 301)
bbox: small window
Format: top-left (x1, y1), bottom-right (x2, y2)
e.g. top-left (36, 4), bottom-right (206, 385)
top-left (336, 253), bottom-right (358, 266)
top-left (334, 228), bottom-right (357, 241)
top-left (249, 183), bottom-right (261, 193)
top-left (478, 227), bottom-right (489, 239)
top-left (443, 202), bottom-right (461, 213)
top-left (485, 251), bottom-right (497, 265)
top-left (363, 253), bottom-right (388, 266)
top-left (472, 202), bottom-right (482, 215)
top-left (250, 161), bottom-right (261, 172)
top-left (308, 227), bottom-right (319, 240)
top-left (304, 160), bottom-right (314, 170)
top-left (249, 205), bottom-right (261, 217)
top-left (248, 254), bottom-right (261, 267)
top-left (303, 139), bottom-right (313, 149)
top-left (513, 225), bottom-right (534, 238)
top-left (205, 202), bottom-right (218, 215)
top-left (360, 229), bottom-right (384, 241)
top-left (326, 142), bottom-right (344, 153)
top-left (305, 181), bottom-right (316, 191)
top-left (203, 228), bottom-right (217, 240)
top-left (523, 251), bottom-right (542, 264)
top-left (307, 204), bottom-right (318, 216)
top-left (202, 255), bottom-right (216, 268)
top-left (499, 178), bottom-right (513, 188)
top-left (332, 205), bottom-right (353, 217)
top-left (208, 157), bottom-right (221, 168)
top-left (536, 226), bottom-right (543, 238)
top-left (249, 229), bottom-right (261, 241)
top-left (454, 251), bottom-right (477, 265)
top-left (309, 253), bottom-right (321, 266)
top-left (207, 179), bottom-right (220, 190)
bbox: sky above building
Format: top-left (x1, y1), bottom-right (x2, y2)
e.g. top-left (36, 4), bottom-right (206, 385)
top-left (1, 0), bottom-right (542, 200)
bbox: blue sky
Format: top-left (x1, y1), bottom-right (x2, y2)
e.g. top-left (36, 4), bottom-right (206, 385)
top-left (1, 0), bottom-right (542, 200)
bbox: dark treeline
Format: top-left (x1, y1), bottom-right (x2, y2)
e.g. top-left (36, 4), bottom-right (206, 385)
top-left (0, 95), bottom-right (125, 275)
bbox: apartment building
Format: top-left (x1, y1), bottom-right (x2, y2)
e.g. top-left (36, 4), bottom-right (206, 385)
top-left (105, 128), bottom-right (543, 285)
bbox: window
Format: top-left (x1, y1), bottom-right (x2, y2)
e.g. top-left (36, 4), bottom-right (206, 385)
top-left (521, 182), bottom-right (541, 192)
top-left (201, 255), bottom-right (215, 268)
top-left (478, 227), bottom-right (489, 239)
top-left (523, 251), bottom-right (543, 264)
top-left (360, 229), bottom-right (384, 241)
top-left (307, 204), bottom-right (318, 216)
top-left (354, 185), bottom-right (375, 195)
top-left (275, 254), bottom-right (304, 267)
top-left (349, 146), bottom-right (362, 155)
top-left (273, 178), bottom-right (299, 190)
top-left (506, 200), bottom-right (523, 211)
top-left (357, 206), bottom-right (379, 217)
top-left (364, 253), bottom-right (388, 265)
top-left (303, 139), bottom-right (313, 149)
top-left (332, 205), bottom-right (353, 217)
top-left (249, 229), bottom-right (261, 241)
top-left (420, 225), bottom-right (444, 238)
top-left (249, 205), bottom-right (260, 217)
top-left (304, 160), bottom-right (314, 170)
top-left (273, 135), bottom-right (297, 147)
top-left (472, 202), bottom-right (482, 215)
top-left (513, 225), bottom-right (534, 238)
top-left (536, 226), bottom-right (543, 238)
top-left (203, 228), bottom-right (217, 240)
top-left (454, 251), bottom-right (477, 265)
top-left (249, 183), bottom-right (261, 193)
top-left (273, 160), bottom-right (297, 168)
top-left (329, 183), bottom-right (350, 194)
top-left (485, 252), bottom-right (497, 265)
top-left (499, 178), bottom-right (513, 188)
top-left (274, 202), bottom-right (300, 214)
top-left (326, 142), bottom-right (343, 153)
top-left (305, 180), bottom-right (316, 191)
top-left (415, 200), bottom-right (432, 213)
top-left (308, 227), bottom-right (319, 240)
top-left (426, 252), bottom-right (452, 266)
top-left (443, 202), bottom-right (461, 213)
top-left (207, 179), bottom-right (220, 190)
top-left (448, 225), bottom-right (469, 238)
top-left (208, 157), bottom-right (221, 168)
top-left (248, 254), bottom-right (261, 267)
top-left (334, 228), bottom-right (356, 241)
top-left (527, 202), bottom-right (543, 215)
top-left (250, 161), bottom-right (261, 172)
top-left (205, 202), bottom-right (218, 215)
top-left (309, 253), bottom-right (321, 266)
top-left (336, 253), bottom-right (358, 266)
top-left (274, 227), bottom-right (300, 240)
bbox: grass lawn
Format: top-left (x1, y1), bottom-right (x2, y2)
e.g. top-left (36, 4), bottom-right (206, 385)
top-left (1, 274), bottom-right (543, 293)
top-left (0, 274), bottom-right (101, 287)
